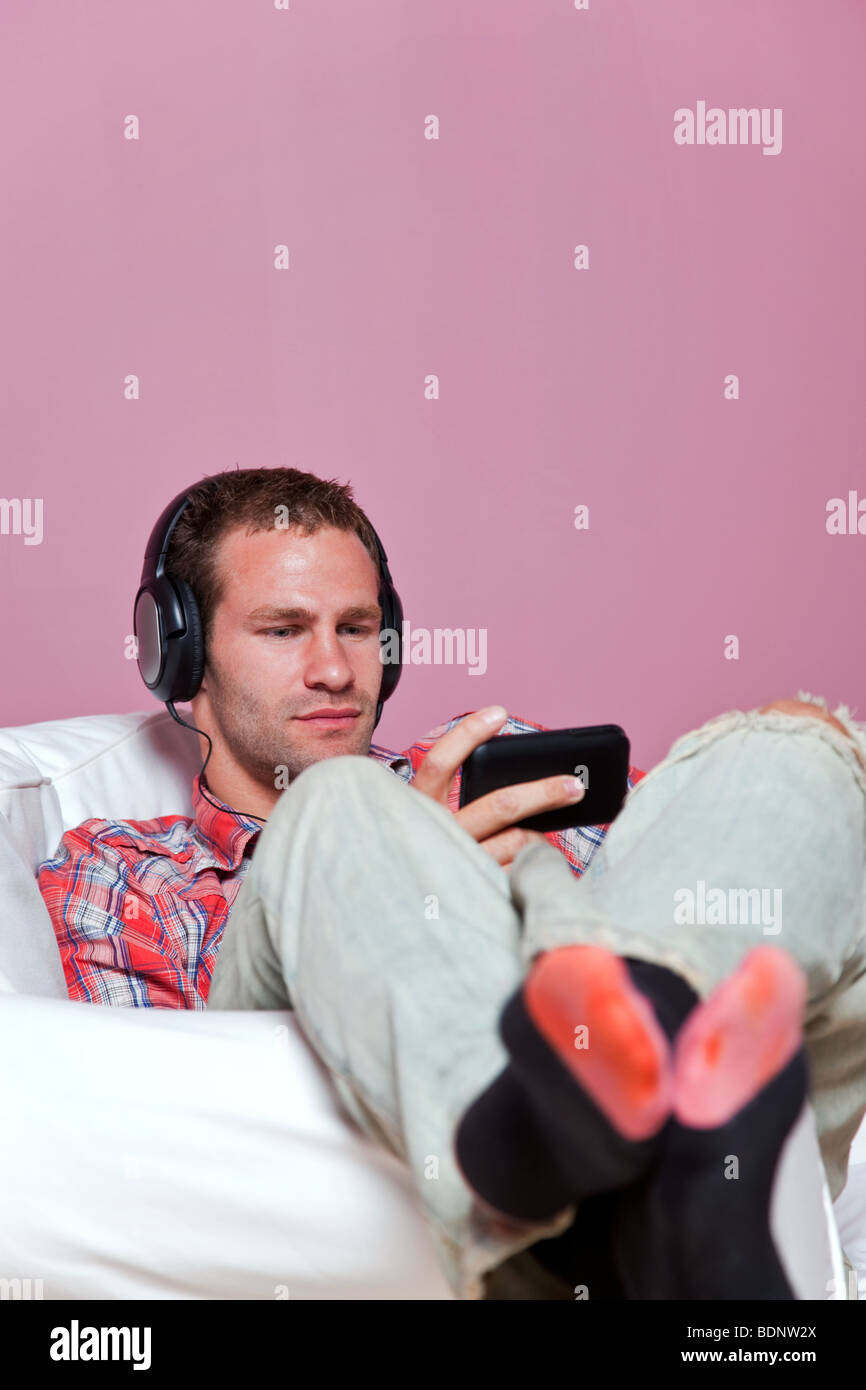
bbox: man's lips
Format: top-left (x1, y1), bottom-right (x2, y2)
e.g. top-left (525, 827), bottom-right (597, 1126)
top-left (295, 709), bottom-right (361, 729)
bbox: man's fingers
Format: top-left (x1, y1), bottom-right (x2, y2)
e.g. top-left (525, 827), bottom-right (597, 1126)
top-left (411, 705), bottom-right (508, 803)
top-left (454, 773), bottom-right (585, 843)
top-left (480, 828), bottom-right (549, 869)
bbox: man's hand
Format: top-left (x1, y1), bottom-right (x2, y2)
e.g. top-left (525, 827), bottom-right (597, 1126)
top-left (411, 705), bottom-right (585, 870)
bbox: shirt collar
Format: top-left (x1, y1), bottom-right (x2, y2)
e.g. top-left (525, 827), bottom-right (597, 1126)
top-left (191, 775), bottom-right (264, 871)
top-left (369, 743), bottom-right (413, 781)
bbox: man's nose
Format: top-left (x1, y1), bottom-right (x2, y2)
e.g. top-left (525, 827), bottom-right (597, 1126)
top-left (303, 631), bottom-right (355, 688)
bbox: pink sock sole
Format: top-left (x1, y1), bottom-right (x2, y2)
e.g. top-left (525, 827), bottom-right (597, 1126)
top-left (673, 946), bottom-right (806, 1128)
top-left (524, 945), bottom-right (674, 1141)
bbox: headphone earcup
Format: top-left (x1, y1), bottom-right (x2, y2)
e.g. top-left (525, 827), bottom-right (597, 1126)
top-left (171, 577), bottom-right (206, 702)
top-left (378, 580), bottom-right (403, 704)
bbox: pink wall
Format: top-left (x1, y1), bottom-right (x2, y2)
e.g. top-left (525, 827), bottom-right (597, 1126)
top-left (1, 0), bottom-right (863, 773)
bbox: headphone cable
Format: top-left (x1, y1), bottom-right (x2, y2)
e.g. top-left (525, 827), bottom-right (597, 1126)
top-left (165, 700), bottom-right (268, 825)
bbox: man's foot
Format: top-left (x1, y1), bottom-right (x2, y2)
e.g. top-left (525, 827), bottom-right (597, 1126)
top-left (521, 945), bottom-right (675, 1141)
top-left (673, 945), bottom-right (805, 1127)
top-left (454, 945), bottom-right (681, 1223)
top-left (612, 946), bottom-right (808, 1300)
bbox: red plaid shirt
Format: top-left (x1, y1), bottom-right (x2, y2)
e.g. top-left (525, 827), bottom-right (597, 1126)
top-left (37, 710), bottom-right (646, 1010)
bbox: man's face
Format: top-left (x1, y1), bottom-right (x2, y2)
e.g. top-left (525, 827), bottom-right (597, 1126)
top-left (196, 523), bottom-right (385, 791)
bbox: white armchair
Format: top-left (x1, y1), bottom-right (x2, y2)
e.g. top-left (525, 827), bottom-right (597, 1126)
top-left (0, 710), bottom-right (859, 1299)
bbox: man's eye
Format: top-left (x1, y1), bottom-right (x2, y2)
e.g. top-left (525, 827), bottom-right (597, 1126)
top-left (263, 626), bottom-right (374, 638)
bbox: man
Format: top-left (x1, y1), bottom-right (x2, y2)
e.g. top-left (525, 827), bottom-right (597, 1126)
top-left (37, 467), bottom-right (866, 1300)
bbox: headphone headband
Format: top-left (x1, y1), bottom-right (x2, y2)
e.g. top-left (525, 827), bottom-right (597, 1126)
top-left (134, 477), bottom-right (403, 728)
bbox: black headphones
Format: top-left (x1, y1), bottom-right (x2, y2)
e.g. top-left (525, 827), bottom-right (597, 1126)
top-left (134, 477), bottom-right (404, 731)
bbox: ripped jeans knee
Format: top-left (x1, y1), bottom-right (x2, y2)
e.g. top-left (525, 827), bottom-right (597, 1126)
top-left (630, 690), bottom-right (866, 808)
top-left (759, 695), bottom-right (858, 744)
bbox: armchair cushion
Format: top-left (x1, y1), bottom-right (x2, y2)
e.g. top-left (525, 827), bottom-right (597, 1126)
top-left (0, 708), bottom-right (859, 1299)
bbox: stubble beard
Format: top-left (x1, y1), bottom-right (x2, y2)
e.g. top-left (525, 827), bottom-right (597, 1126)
top-left (205, 660), bottom-right (375, 790)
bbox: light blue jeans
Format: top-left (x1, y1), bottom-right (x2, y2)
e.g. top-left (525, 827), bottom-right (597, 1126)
top-left (207, 692), bottom-right (866, 1299)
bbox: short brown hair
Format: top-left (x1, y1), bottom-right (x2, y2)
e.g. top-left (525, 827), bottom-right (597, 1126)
top-left (165, 466), bottom-right (383, 654)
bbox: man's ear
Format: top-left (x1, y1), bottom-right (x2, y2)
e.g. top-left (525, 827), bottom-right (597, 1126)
top-left (195, 653), bottom-right (213, 696)
top-left (189, 679), bottom-right (208, 722)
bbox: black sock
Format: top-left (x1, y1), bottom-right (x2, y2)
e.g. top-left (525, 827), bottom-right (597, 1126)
top-left (454, 956), bottom-right (699, 1225)
top-left (528, 959), bottom-right (700, 1295)
top-left (611, 1047), bottom-right (808, 1300)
